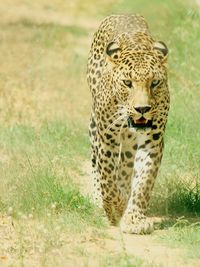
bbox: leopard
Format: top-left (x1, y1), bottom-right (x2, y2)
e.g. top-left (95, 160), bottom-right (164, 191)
top-left (87, 14), bottom-right (170, 234)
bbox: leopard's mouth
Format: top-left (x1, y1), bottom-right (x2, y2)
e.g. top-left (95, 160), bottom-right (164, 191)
top-left (127, 117), bottom-right (153, 129)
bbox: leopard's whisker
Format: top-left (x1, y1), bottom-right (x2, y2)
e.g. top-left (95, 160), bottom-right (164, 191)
top-left (106, 110), bottom-right (124, 123)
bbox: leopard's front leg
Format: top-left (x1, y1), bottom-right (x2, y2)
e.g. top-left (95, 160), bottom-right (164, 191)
top-left (120, 138), bottom-right (164, 234)
top-left (97, 143), bottom-right (129, 225)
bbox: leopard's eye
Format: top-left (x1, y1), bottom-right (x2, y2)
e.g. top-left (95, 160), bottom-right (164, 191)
top-left (123, 80), bottom-right (132, 88)
top-left (151, 80), bottom-right (160, 89)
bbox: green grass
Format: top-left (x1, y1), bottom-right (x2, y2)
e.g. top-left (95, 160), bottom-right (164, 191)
top-left (101, 254), bottom-right (162, 267)
top-left (148, 1), bottom-right (200, 216)
top-left (0, 121), bottom-right (102, 226)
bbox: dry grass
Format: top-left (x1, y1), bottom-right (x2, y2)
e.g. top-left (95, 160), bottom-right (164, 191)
top-left (0, 19), bottom-right (90, 126)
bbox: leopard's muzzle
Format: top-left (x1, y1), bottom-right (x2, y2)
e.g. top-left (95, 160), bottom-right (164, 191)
top-left (127, 117), bottom-right (153, 129)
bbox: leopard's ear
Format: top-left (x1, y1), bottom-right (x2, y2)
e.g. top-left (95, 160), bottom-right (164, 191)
top-left (153, 41), bottom-right (168, 63)
top-left (106, 41), bottom-right (121, 63)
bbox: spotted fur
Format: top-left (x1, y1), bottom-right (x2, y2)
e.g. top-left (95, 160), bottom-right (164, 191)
top-left (87, 14), bottom-right (170, 234)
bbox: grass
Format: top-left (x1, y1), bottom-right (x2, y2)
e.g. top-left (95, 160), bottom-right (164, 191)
top-left (0, 121), bottom-right (106, 230)
top-left (148, 1), bottom-right (200, 216)
top-left (0, 0), bottom-right (199, 265)
top-left (101, 254), bottom-right (162, 267)
top-left (104, 255), bottom-right (165, 267)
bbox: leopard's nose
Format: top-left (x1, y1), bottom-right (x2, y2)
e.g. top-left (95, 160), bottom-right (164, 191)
top-left (134, 106), bottom-right (151, 114)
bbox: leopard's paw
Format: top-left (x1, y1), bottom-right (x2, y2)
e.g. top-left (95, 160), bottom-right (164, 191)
top-left (120, 213), bottom-right (154, 234)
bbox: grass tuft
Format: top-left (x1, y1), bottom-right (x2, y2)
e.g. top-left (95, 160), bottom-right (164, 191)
top-left (150, 175), bottom-right (200, 216)
top-left (16, 168), bottom-right (92, 215)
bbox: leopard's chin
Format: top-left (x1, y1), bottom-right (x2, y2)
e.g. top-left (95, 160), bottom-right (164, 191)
top-left (127, 117), bottom-right (153, 129)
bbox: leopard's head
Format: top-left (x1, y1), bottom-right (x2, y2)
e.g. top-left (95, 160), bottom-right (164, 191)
top-left (105, 33), bottom-right (169, 131)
